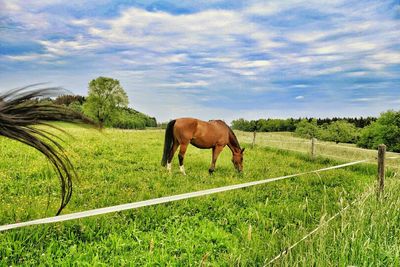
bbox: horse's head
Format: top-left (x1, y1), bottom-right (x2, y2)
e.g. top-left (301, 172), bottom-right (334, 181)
top-left (232, 148), bottom-right (245, 172)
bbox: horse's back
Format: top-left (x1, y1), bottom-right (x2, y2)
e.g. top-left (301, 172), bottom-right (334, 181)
top-left (173, 118), bottom-right (229, 148)
top-left (173, 118), bottom-right (198, 142)
top-left (174, 118), bottom-right (198, 131)
top-left (175, 118), bottom-right (223, 134)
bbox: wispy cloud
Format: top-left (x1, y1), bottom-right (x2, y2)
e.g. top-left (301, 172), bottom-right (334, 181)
top-left (157, 81), bottom-right (209, 88)
top-left (351, 98), bottom-right (378, 102)
top-left (3, 53), bottom-right (54, 61)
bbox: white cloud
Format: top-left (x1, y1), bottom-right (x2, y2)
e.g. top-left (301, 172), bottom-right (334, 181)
top-left (4, 53), bottom-right (54, 61)
top-left (310, 41), bottom-right (378, 55)
top-left (313, 66), bottom-right (344, 75)
top-left (345, 71), bottom-right (369, 77)
top-left (158, 54), bottom-right (188, 64)
top-left (229, 69), bottom-right (258, 76)
top-left (84, 7), bottom-right (281, 53)
top-left (371, 52), bottom-right (400, 65)
top-left (245, 0), bottom-right (348, 18)
top-left (288, 32), bottom-right (329, 43)
top-left (295, 95), bottom-right (304, 100)
top-left (351, 97), bottom-right (381, 103)
top-left (70, 19), bottom-right (93, 26)
top-left (157, 81), bottom-right (209, 88)
top-left (39, 37), bottom-right (102, 56)
top-left (0, 1), bottom-right (22, 12)
top-left (230, 60), bottom-right (272, 69)
top-left (245, 2), bottom-right (285, 16)
top-left (292, 84), bottom-right (308, 88)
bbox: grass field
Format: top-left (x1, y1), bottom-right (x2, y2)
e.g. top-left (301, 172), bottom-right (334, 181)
top-left (0, 125), bottom-right (398, 265)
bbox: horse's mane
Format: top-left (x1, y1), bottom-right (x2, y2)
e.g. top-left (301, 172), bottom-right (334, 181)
top-left (212, 120), bottom-right (241, 149)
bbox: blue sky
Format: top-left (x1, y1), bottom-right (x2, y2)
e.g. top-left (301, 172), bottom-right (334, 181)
top-left (1, 0), bottom-right (399, 122)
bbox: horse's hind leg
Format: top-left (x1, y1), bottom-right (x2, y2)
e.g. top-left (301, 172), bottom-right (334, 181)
top-left (178, 143), bottom-right (188, 175)
top-left (167, 142), bottom-right (179, 173)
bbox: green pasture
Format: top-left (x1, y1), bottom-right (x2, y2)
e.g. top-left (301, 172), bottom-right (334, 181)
top-left (0, 125), bottom-right (397, 266)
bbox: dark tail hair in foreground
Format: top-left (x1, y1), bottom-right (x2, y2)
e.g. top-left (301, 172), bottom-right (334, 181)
top-left (0, 85), bottom-right (95, 215)
top-left (161, 119), bottom-right (176, 166)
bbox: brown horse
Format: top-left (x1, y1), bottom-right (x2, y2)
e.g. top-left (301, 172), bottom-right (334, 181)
top-left (161, 118), bottom-right (244, 175)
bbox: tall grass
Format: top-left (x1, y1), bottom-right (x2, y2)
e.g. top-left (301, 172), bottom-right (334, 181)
top-left (280, 176), bottom-right (400, 266)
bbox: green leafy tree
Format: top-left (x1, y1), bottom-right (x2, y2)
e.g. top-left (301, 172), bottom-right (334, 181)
top-left (295, 119), bottom-right (319, 138)
top-left (231, 118), bottom-right (255, 131)
top-left (111, 107), bottom-right (157, 129)
top-left (358, 110), bottom-right (400, 152)
top-left (68, 101), bottom-right (84, 113)
top-left (322, 121), bottom-right (359, 144)
top-left (83, 77), bottom-right (128, 125)
top-left (54, 94), bottom-right (85, 106)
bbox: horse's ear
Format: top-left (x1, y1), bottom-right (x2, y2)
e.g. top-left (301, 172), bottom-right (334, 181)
top-left (241, 148), bottom-right (245, 153)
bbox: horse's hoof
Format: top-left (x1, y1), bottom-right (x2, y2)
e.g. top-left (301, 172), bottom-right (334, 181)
top-left (180, 165), bottom-right (186, 176)
top-left (167, 163), bottom-right (172, 173)
top-left (208, 169), bottom-right (214, 175)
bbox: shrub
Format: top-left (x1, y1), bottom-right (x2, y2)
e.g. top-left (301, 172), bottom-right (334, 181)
top-left (109, 107), bottom-right (157, 129)
top-left (320, 121), bottom-right (360, 144)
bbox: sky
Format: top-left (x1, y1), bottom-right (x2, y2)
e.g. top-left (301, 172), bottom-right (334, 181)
top-left (0, 0), bottom-right (399, 122)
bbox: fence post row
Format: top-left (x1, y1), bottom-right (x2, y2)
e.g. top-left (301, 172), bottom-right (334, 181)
top-left (311, 137), bottom-right (316, 158)
top-left (377, 144), bottom-right (386, 198)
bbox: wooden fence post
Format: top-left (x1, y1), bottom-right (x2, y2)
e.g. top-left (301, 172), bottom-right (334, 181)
top-left (311, 138), bottom-right (316, 158)
top-left (252, 131), bottom-right (256, 148)
top-left (377, 144), bottom-right (386, 198)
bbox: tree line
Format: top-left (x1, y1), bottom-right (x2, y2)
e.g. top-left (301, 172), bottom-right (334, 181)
top-left (231, 117), bottom-right (376, 132)
top-left (232, 113), bottom-right (400, 152)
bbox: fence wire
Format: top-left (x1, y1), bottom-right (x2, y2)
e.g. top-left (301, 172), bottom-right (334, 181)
top-left (0, 160), bottom-right (368, 232)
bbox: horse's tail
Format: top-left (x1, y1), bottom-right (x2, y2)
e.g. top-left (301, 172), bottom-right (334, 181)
top-left (0, 85), bottom-right (96, 215)
top-left (161, 119), bottom-right (176, 166)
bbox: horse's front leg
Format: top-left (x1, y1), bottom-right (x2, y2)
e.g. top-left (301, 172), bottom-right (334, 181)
top-left (209, 145), bottom-right (224, 174)
top-left (178, 143), bottom-right (188, 175)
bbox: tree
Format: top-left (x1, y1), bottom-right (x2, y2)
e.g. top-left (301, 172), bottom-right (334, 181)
top-left (83, 77), bottom-right (128, 125)
top-left (322, 120), bottom-right (359, 144)
top-left (54, 94), bottom-right (85, 106)
top-left (111, 107), bottom-right (157, 129)
top-left (231, 118), bottom-right (253, 131)
top-left (295, 119), bottom-right (319, 138)
top-left (358, 110), bottom-right (400, 152)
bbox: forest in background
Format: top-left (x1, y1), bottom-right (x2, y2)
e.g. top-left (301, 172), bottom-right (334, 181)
top-left (232, 112), bottom-right (400, 152)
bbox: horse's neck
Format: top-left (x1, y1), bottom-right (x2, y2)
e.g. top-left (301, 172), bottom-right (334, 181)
top-left (212, 121), bottom-right (240, 153)
top-left (227, 143), bottom-right (241, 154)
top-left (227, 135), bottom-right (241, 154)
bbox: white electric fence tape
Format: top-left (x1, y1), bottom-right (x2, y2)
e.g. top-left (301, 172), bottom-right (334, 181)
top-left (0, 160), bottom-right (368, 232)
